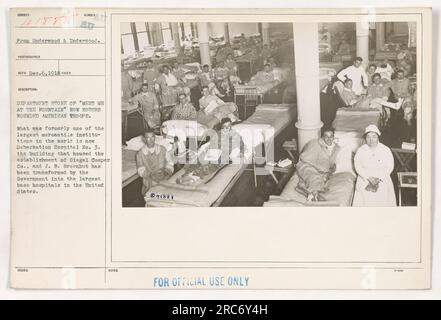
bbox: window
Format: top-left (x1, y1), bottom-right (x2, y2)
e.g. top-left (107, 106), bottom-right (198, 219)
top-left (161, 22), bottom-right (173, 45)
top-left (121, 21), bottom-right (192, 52)
top-left (182, 22), bottom-right (193, 40)
top-left (135, 22), bottom-right (151, 50)
top-left (121, 22), bottom-right (135, 55)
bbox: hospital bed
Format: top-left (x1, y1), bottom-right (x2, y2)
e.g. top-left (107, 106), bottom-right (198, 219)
top-left (264, 90), bottom-right (383, 207)
top-left (332, 80), bottom-right (385, 130)
top-left (233, 67), bottom-right (291, 105)
top-left (124, 54), bottom-right (179, 71)
top-left (263, 172), bottom-right (356, 207)
top-left (122, 148), bottom-right (139, 188)
top-left (121, 120), bottom-right (207, 188)
top-left (144, 104), bottom-right (296, 207)
top-left (332, 108), bottom-right (382, 134)
top-left (121, 97), bottom-right (145, 144)
top-left (263, 142), bottom-right (357, 207)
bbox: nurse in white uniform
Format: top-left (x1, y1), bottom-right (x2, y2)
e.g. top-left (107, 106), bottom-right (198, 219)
top-left (353, 125), bottom-right (397, 207)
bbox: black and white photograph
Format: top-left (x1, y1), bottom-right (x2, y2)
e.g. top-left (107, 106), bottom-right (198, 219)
top-left (6, 5), bottom-right (434, 293)
top-left (120, 21), bottom-right (418, 208)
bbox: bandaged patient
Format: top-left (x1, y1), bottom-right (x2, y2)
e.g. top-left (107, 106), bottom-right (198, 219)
top-left (296, 128), bottom-right (341, 201)
top-left (177, 118), bottom-right (247, 186)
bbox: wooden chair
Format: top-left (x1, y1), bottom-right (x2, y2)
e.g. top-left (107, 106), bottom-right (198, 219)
top-left (128, 100), bottom-right (147, 131)
top-left (392, 148), bottom-right (417, 173)
top-left (137, 100), bottom-right (162, 135)
top-left (158, 93), bottom-right (177, 123)
top-left (137, 103), bottom-right (150, 132)
top-left (282, 139), bottom-right (298, 161)
top-left (397, 172), bottom-right (417, 206)
top-left (332, 80), bottom-right (350, 108)
top-left (251, 155), bottom-right (267, 188)
top-left (159, 104), bottom-right (175, 122)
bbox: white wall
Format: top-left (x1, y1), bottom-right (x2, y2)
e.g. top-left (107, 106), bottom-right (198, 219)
top-left (227, 23), bottom-right (259, 38)
top-left (209, 23), bottom-right (226, 37)
top-left (269, 23), bottom-right (293, 38)
top-left (393, 22), bottom-right (409, 35)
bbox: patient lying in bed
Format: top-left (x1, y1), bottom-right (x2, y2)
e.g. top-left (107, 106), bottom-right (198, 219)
top-left (176, 118), bottom-right (247, 186)
top-left (296, 128), bottom-right (341, 201)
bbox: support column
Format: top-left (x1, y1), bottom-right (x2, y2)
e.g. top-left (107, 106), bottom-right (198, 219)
top-left (224, 23), bottom-right (230, 44)
top-left (376, 22), bottom-right (386, 51)
top-left (293, 23), bottom-right (323, 151)
top-left (356, 22), bottom-right (370, 66)
top-left (171, 23), bottom-right (181, 53)
top-left (262, 22), bottom-right (270, 45)
top-left (197, 22), bottom-right (211, 68)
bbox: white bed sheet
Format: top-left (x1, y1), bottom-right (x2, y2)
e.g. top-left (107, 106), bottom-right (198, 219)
top-left (265, 171), bottom-right (356, 207)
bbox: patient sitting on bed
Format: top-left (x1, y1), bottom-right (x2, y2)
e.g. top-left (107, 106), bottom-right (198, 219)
top-left (197, 86), bottom-right (239, 128)
top-left (296, 128), bottom-right (340, 201)
top-left (340, 78), bottom-right (403, 113)
top-left (249, 63), bottom-right (280, 86)
top-left (136, 128), bottom-right (174, 195)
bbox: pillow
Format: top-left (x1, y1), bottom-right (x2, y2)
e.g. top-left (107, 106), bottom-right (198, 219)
top-left (184, 62), bottom-right (201, 72)
top-left (125, 135), bottom-right (145, 151)
top-left (255, 104), bottom-right (292, 111)
top-left (334, 131), bottom-right (363, 153)
top-left (334, 146), bottom-right (355, 176)
top-left (162, 120), bottom-right (206, 140)
top-left (185, 72), bottom-right (197, 80)
top-left (332, 80), bottom-right (345, 95)
top-left (125, 135), bottom-right (182, 153)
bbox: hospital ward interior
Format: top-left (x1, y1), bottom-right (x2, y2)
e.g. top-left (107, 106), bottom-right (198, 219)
top-left (121, 22), bottom-right (418, 207)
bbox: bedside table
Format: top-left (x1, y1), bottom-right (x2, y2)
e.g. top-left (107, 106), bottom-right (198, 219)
top-left (264, 163), bottom-right (295, 189)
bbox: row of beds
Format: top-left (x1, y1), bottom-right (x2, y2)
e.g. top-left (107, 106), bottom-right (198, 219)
top-left (121, 62), bottom-right (294, 198)
top-left (122, 102), bottom-right (296, 207)
top-left (122, 62), bottom-right (382, 207)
